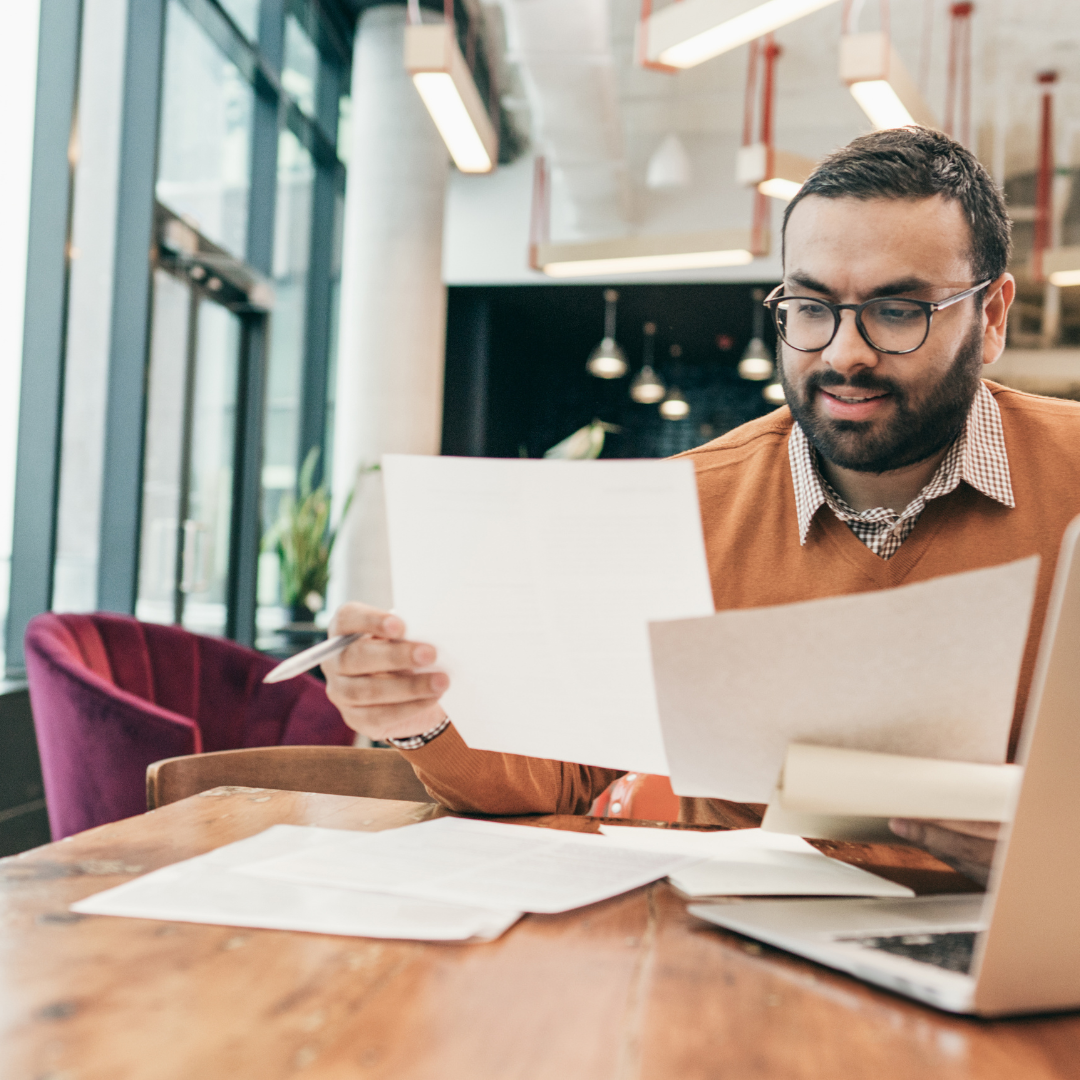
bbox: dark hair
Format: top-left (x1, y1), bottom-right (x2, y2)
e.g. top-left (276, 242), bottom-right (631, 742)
top-left (782, 127), bottom-right (1011, 285)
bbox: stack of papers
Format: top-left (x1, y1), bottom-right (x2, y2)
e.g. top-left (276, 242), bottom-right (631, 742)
top-left (72, 819), bottom-right (692, 940)
top-left (74, 820), bottom-right (915, 943)
top-left (238, 817), bottom-right (690, 914)
top-left (598, 826), bottom-right (914, 899)
top-left (71, 825), bottom-right (521, 942)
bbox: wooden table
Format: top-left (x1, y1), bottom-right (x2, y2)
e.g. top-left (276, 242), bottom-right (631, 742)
top-left (3, 788), bottom-right (1078, 1080)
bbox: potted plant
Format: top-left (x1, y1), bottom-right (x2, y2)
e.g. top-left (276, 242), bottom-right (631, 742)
top-left (264, 449), bottom-right (371, 627)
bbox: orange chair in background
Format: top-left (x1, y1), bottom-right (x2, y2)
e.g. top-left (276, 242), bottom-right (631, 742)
top-left (590, 772), bottom-right (680, 822)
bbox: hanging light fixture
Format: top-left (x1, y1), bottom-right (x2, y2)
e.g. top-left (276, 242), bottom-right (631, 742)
top-left (637, 0), bottom-right (841, 71)
top-left (736, 38), bottom-right (815, 204)
top-left (739, 288), bottom-right (774, 380)
top-left (1046, 248), bottom-right (1080, 288)
top-left (630, 322), bottom-right (667, 403)
top-left (646, 134), bottom-right (693, 190)
top-left (660, 388), bottom-right (690, 419)
top-left (536, 229), bottom-right (758, 278)
top-left (405, 12), bottom-right (498, 174)
top-left (659, 345), bottom-right (689, 419)
top-left (840, 31), bottom-right (938, 130)
top-left (762, 379), bottom-right (786, 405)
top-left (587, 290), bottom-right (629, 379)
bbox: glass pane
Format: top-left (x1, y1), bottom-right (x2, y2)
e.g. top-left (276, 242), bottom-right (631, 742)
top-left (217, 0), bottom-right (260, 41)
top-left (337, 94), bottom-right (351, 165)
top-left (256, 129), bottom-right (314, 632)
top-left (156, 0), bottom-right (253, 258)
top-left (181, 300), bottom-right (241, 637)
top-left (136, 270), bottom-right (191, 625)
top-left (283, 14), bottom-right (318, 118)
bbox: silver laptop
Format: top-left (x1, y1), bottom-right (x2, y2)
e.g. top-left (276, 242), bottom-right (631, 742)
top-left (690, 514), bottom-right (1080, 1017)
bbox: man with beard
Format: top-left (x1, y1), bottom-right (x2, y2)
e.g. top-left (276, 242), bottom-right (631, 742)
top-left (320, 127), bottom-right (1080, 880)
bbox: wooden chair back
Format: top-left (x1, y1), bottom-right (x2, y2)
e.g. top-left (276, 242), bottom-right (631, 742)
top-left (146, 745), bottom-right (435, 810)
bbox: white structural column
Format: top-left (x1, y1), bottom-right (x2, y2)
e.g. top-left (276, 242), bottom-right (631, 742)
top-left (330, 4), bottom-right (449, 611)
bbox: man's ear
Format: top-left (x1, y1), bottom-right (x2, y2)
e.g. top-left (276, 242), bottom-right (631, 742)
top-left (982, 273), bottom-right (1015, 366)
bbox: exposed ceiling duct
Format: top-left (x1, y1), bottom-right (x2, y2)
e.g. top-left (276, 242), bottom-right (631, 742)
top-left (495, 0), bottom-right (630, 236)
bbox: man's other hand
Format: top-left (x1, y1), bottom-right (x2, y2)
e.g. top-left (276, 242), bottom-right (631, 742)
top-left (889, 818), bottom-right (1001, 886)
top-left (321, 603), bottom-right (448, 744)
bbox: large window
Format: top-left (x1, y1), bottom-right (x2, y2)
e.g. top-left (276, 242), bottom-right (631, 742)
top-left (142, 0), bottom-right (349, 645)
top-left (0, 2), bottom-right (40, 674)
top-left (156, 0), bottom-right (254, 259)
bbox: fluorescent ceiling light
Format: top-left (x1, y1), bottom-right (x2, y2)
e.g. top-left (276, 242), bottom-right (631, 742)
top-left (840, 33), bottom-right (938, 130)
top-left (535, 230), bottom-right (760, 278)
top-left (542, 250), bottom-right (754, 278)
top-left (736, 143), bottom-right (814, 202)
top-left (639, 0), bottom-right (840, 70)
top-left (405, 24), bottom-right (498, 174)
top-left (1045, 247), bottom-right (1080, 287)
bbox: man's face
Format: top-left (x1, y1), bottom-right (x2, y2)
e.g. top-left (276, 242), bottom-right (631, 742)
top-left (779, 195), bottom-right (989, 474)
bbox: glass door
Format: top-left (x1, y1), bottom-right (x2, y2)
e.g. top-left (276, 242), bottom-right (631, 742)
top-left (136, 206), bottom-right (264, 638)
top-left (137, 270), bottom-right (243, 636)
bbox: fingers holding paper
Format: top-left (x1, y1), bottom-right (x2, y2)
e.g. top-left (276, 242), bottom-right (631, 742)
top-left (889, 818), bottom-right (1001, 886)
top-left (322, 602), bottom-right (448, 743)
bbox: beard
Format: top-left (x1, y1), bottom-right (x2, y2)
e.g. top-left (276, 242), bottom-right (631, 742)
top-left (780, 320), bottom-right (985, 474)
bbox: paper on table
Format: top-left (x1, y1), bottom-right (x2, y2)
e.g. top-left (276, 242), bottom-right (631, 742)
top-left (382, 455), bottom-right (715, 774)
top-left (598, 825), bottom-right (913, 898)
top-left (71, 825), bottom-right (521, 943)
top-left (241, 817), bottom-right (693, 914)
top-left (650, 557), bottom-right (1039, 803)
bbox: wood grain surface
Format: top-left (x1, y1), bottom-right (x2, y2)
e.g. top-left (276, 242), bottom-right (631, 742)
top-left (2, 788), bottom-right (1078, 1080)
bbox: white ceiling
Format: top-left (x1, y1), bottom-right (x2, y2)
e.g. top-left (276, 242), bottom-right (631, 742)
top-left (493, 0), bottom-right (1080, 235)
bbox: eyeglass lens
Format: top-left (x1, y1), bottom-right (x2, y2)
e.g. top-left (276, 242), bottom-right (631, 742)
top-left (775, 297), bottom-right (929, 353)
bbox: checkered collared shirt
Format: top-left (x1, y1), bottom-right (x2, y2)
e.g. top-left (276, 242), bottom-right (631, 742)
top-left (789, 381), bottom-right (1014, 560)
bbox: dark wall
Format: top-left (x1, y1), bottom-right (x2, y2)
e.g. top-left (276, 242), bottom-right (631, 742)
top-left (442, 281), bottom-right (782, 460)
top-left (0, 686), bottom-right (49, 855)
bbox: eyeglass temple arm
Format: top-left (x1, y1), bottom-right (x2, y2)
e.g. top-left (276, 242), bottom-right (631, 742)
top-left (931, 279), bottom-right (993, 312)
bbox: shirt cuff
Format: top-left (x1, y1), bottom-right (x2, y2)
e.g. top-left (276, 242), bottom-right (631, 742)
top-left (385, 715), bottom-right (452, 751)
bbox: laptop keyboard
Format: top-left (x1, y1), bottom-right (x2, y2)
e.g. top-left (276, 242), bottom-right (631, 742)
top-left (836, 931), bottom-right (977, 974)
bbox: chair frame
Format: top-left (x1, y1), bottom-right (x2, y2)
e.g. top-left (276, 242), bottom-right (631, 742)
top-left (146, 745), bottom-right (435, 810)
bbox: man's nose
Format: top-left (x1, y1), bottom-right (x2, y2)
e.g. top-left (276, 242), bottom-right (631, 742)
top-left (820, 309), bottom-right (879, 376)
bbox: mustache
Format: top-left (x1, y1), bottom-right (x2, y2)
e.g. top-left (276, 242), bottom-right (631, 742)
top-left (803, 368), bottom-right (906, 400)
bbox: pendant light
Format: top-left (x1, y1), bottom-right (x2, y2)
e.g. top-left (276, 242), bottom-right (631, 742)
top-left (659, 344), bottom-right (690, 419)
top-left (630, 322), bottom-right (667, 404)
top-left (738, 288), bottom-right (774, 380)
top-left (586, 290), bottom-right (629, 379)
top-left (660, 388), bottom-right (690, 419)
top-left (646, 134), bottom-right (692, 190)
top-left (762, 379), bottom-right (786, 405)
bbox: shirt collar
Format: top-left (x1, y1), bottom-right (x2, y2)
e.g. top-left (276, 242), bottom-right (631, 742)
top-left (789, 380), bottom-right (1014, 546)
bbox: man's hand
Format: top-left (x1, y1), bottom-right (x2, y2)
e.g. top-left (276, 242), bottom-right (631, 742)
top-left (889, 818), bottom-right (1001, 886)
top-left (321, 603), bottom-right (449, 744)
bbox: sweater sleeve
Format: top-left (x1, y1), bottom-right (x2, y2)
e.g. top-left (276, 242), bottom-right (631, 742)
top-left (399, 723), bottom-right (623, 816)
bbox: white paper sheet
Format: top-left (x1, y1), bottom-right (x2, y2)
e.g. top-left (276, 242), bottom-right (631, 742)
top-left (598, 826), bottom-right (913, 898)
top-left (241, 817), bottom-right (692, 914)
top-left (71, 826), bottom-right (521, 942)
top-left (382, 455), bottom-right (715, 774)
top-left (649, 557), bottom-right (1039, 802)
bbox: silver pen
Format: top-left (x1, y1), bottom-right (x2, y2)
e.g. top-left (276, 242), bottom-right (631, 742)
top-left (262, 633), bottom-right (362, 684)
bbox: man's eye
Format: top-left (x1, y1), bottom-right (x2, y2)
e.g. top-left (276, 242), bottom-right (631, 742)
top-left (873, 303), bottom-right (922, 323)
top-left (793, 301), bottom-right (830, 319)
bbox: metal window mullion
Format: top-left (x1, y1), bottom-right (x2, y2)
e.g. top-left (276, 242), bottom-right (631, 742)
top-left (295, 53), bottom-right (343, 490)
top-left (5, 0), bottom-right (85, 677)
top-left (224, 0), bottom-right (285, 647)
top-left (96, 0), bottom-right (168, 615)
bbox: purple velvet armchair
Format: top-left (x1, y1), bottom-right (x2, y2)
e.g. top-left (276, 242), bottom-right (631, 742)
top-left (24, 612), bottom-right (353, 839)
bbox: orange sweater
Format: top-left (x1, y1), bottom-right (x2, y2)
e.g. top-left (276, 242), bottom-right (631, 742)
top-left (404, 382), bottom-right (1080, 824)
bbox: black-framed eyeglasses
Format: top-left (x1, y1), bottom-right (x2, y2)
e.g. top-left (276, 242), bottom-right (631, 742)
top-left (763, 280), bottom-right (992, 355)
